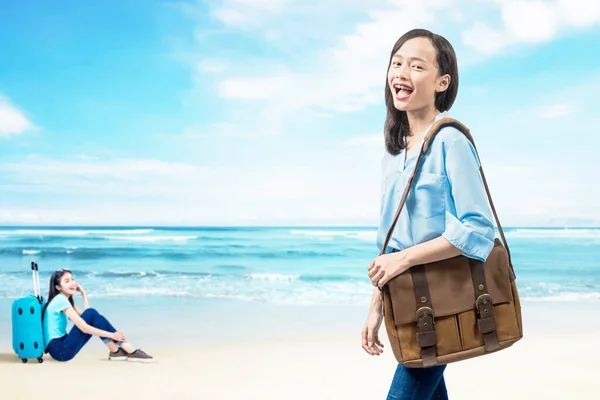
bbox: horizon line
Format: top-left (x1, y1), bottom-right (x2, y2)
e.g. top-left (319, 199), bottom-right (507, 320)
top-left (0, 224), bottom-right (598, 230)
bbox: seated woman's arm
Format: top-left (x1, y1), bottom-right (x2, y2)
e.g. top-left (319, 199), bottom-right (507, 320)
top-left (63, 307), bottom-right (115, 339)
top-left (74, 284), bottom-right (90, 315)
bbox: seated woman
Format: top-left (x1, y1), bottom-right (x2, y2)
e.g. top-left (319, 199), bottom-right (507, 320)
top-left (42, 268), bottom-right (155, 362)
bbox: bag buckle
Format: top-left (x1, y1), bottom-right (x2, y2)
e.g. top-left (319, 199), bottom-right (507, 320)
top-left (416, 306), bottom-right (435, 324)
top-left (415, 306), bottom-right (436, 347)
top-left (475, 293), bottom-right (493, 316)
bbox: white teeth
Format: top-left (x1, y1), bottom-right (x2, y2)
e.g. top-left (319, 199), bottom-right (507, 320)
top-left (394, 84), bottom-right (412, 91)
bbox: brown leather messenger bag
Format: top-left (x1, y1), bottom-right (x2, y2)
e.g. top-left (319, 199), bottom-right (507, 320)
top-left (379, 117), bottom-right (523, 368)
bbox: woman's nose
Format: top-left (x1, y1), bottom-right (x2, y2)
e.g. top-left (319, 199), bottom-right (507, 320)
top-left (396, 64), bottom-right (410, 80)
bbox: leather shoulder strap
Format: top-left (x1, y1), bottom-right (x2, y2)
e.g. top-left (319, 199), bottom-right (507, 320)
top-left (379, 117), bottom-right (515, 277)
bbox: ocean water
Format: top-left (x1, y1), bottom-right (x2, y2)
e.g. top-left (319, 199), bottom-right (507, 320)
top-left (0, 226), bottom-right (598, 306)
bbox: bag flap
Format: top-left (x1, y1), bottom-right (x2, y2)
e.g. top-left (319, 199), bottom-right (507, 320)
top-left (386, 241), bottom-right (513, 326)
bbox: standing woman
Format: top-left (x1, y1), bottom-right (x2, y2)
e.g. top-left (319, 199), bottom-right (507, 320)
top-left (361, 29), bottom-right (495, 399)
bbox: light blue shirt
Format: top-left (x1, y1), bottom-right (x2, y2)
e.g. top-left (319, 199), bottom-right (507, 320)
top-left (43, 294), bottom-right (71, 344)
top-left (376, 111), bottom-right (495, 262)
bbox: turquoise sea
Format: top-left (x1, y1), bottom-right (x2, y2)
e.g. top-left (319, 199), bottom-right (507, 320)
top-left (0, 226), bottom-right (598, 305)
top-left (0, 225), bottom-right (598, 348)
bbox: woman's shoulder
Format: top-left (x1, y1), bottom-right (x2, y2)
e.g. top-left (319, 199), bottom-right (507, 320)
top-left (435, 121), bottom-right (470, 144)
top-left (48, 294), bottom-right (71, 310)
top-left (429, 120), bottom-right (476, 154)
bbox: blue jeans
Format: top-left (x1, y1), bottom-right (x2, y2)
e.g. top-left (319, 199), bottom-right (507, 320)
top-left (387, 364), bottom-right (448, 400)
top-left (47, 308), bottom-right (120, 361)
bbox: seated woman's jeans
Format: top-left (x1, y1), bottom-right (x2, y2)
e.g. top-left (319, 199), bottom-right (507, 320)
top-left (387, 364), bottom-right (448, 400)
top-left (46, 308), bottom-right (121, 362)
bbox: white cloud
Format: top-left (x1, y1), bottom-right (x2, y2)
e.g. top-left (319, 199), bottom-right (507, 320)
top-left (141, 1), bottom-right (600, 226)
top-left (212, 0), bottom-right (446, 120)
top-left (219, 76), bottom-right (293, 100)
top-left (502, 0), bottom-right (558, 42)
top-left (212, 0), bottom-right (288, 28)
top-left (461, 22), bottom-right (507, 54)
top-left (0, 157), bottom-right (201, 177)
top-left (0, 154), bottom-right (382, 225)
top-left (230, 0), bottom-right (287, 12)
top-left (556, 0), bottom-right (600, 27)
top-left (180, 122), bottom-right (277, 138)
top-left (0, 95), bottom-right (36, 138)
top-left (1, 152), bottom-right (597, 226)
top-left (213, 8), bottom-right (247, 26)
top-left (187, 0), bottom-right (600, 124)
top-left (535, 103), bottom-right (574, 119)
top-left (471, 157), bottom-right (600, 227)
top-left (344, 134), bottom-right (384, 149)
top-left (198, 59), bottom-right (228, 73)
top-left (462, 0), bottom-right (600, 54)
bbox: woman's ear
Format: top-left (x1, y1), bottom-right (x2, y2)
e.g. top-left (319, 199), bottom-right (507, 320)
top-left (55, 284), bottom-right (61, 292)
top-left (436, 74), bottom-right (451, 93)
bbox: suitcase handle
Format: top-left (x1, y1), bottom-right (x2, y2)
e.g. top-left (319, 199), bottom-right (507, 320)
top-left (31, 262), bottom-right (42, 304)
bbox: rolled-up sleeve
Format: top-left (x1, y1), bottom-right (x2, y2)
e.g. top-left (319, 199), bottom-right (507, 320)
top-left (441, 136), bottom-right (495, 262)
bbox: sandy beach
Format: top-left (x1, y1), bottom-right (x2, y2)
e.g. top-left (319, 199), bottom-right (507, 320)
top-left (1, 300), bottom-right (599, 400)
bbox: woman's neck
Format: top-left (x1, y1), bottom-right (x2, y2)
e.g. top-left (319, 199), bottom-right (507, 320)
top-left (406, 105), bottom-right (440, 139)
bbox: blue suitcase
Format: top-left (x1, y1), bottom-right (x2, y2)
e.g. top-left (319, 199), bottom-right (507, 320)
top-left (12, 261), bottom-right (46, 363)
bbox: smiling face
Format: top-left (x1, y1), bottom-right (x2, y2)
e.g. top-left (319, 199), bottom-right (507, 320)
top-left (387, 37), bottom-right (451, 113)
top-left (56, 272), bottom-right (77, 296)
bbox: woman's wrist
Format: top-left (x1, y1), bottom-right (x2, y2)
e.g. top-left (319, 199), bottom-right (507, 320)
top-left (393, 248), bottom-right (415, 274)
top-left (371, 289), bottom-right (383, 312)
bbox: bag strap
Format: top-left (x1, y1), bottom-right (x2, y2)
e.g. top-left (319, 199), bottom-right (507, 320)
top-left (379, 117), bottom-right (515, 278)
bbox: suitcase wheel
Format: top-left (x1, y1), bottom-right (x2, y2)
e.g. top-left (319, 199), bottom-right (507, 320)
top-left (21, 358), bottom-right (27, 363)
top-left (37, 358), bottom-right (43, 363)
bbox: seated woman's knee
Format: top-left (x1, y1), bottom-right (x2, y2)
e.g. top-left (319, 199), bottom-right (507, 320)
top-left (82, 307), bottom-right (99, 316)
top-left (81, 308), bottom-right (100, 322)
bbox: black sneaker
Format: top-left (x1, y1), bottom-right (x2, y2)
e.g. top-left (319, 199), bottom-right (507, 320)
top-left (108, 348), bottom-right (129, 361)
top-left (126, 349), bottom-right (155, 363)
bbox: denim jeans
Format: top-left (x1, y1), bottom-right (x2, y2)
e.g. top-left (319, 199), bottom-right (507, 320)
top-left (386, 364), bottom-right (448, 400)
top-left (47, 308), bottom-right (121, 361)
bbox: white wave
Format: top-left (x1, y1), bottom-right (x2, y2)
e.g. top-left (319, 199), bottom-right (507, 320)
top-left (103, 235), bottom-right (197, 242)
top-left (354, 231), bottom-right (377, 241)
top-left (289, 229), bottom-right (376, 241)
top-left (22, 250), bottom-right (40, 255)
top-left (522, 292), bottom-right (600, 302)
top-left (247, 273), bottom-right (298, 281)
top-left (93, 287), bottom-right (188, 297)
top-left (505, 228), bottom-right (600, 239)
top-left (5, 229), bottom-right (154, 236)
top-left (203, 293), bottom-right (260, 302)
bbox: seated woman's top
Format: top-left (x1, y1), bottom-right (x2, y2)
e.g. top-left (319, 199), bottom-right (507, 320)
top-left (43, 295), bottom-right (71, 345)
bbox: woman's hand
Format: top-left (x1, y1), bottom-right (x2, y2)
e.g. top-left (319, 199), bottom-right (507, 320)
top-left (361, 307), bottom-right (384, 356)
top-left (112, 331), bottom-right (126, 342)
top-left (367, 252), bottom-right (410, 288)
top-left (76, 283), bottom-right (86, 296)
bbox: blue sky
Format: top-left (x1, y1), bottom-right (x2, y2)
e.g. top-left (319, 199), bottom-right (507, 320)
top-left (1, 0), bottom-right (599, 226)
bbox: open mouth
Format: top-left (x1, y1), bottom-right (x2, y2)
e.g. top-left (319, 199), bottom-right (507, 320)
top-left (393, 83), bottom-right (413, 99)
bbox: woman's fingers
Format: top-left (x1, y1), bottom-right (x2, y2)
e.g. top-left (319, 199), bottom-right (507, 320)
top-left (371, 269), bottom-right (384, 286)
top-left (372, 333), bottom-right (384, 354)
top-left (362, 328), bottom-right (375, 355)
top-left (362, 327), bottom-right (377, 355)
top-left (361, 328), bottom-right (371, 354)
top-left (374, 335), bottom-right (385, 348)
top-left (362, 325), bottom-right (385, 356)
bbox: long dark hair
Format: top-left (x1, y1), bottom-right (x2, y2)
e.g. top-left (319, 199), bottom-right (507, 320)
top-left (41, 269), bottom-right (75, 317)
top-left (384, 29), bottom-right (459, 155)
